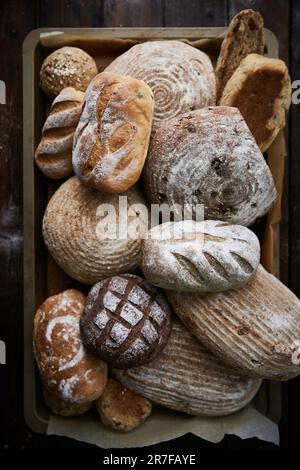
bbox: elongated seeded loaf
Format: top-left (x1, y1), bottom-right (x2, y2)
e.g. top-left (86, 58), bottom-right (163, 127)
top-left (220, 54), bottom-right (292, 153)
top-left (167, 265), bottom-right (300, 381)
top-left (113, 320), bottom-right (261, 416)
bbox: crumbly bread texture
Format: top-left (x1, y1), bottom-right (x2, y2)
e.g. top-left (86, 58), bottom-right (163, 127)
top-left (220, 54), bottom-right (292, 153)
top-left (167, 265), bottom-right (300, 381)
top-left (42, 176), bottom-right (149, 284)
top-left (73, 72), bottom-right (154, 193)
top-left (43, 386), bottom-right (93, 416)
top-left (80, 274), bottom-right (172, 368)
top-left (96, 379), bottom-right (152, 431)
top-left (33, 289), bottom-right (108, 404)
top-left (40, 46), bottom-right (98, 99)
top-left (215, 9), bottom-right (265, 101)
top-left (35, 87), bottom-right (84, 179)
top-left (144, 106), bottom-right (276, 227)
top-left (113, 320), bottom-right (261, 416)
top-left (105, 40), bottom-right (216, 132)
top-left (142, 220), bottom-right (260, 293)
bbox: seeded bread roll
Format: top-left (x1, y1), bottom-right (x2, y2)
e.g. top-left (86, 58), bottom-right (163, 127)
top-left (215, 9), bottom-right (265, 101)
top-left (96, 379), bottom-right (152, 431)
top-left (144, 106), bottom-right (276, 227)
top-left (33, 289), bottom-right (108, 404)
top-left (220, 54), bottom-right (292, 153)
top-left (35, 87), bottom-right (84, 179)
top-left (43, 386), bottom-right (93, 417)
top-left (167, 265), bottom-right (300, 381)
top-left (80, 274), bottom-right (172, 368)
top-left (73, 72), bottom-right (154, 193)
top-left (43, 176), bottom-right (149, 284)
top-left (40, 46), bottom-right (98, 99)
top-left (106, 40), bottom-right (216, 133)
top-left (142, 220), bottom-right (260, 292)
top-left (113, 320), bottom-right (262, 416)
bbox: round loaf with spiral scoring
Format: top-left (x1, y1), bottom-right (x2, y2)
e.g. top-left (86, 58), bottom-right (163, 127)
top-left (144, 106), bottom-right (277, 227)
top-left (35, 87), bottom-right (84, 179)
top-left (142, 220), bottom-right (260, 292)
top-left (105, 41), bottom-right (216, 132)
top-left (113, 320), bottom-right (261, 416)
top-left (43, 176), bottom-right (149, 284)
top-left (80, 274), bottom-right (172, 368)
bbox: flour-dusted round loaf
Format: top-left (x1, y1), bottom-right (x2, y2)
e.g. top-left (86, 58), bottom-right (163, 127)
top-left (80, 274), bottom-right (172, 368)
top-left (73, 72), bottom-right (154, 193)
top-left (167, 265), bottom-right (300, 381)
top-left (35, 87), bottom-right (84, 179)
top-left (142, 220), bottom-right (260, 292)
top-left (40, 46), bottom-right (98, 99)
top-left (43, 386), bottom-right (93, 416)
top-left (33, 289), bottom-right (108, 405)
top-left (96, 378), bottom-right (152, 431)
top-left (144, 106), bottom-right (277, 227)
top-left (105, 41), bottom-right (216, 132)
top-left (43, 176), bottom-right (149, 284)
top-left (220, 54), bottom-right (292, 153)
top-left (113, 320), bottom-right (261, 416)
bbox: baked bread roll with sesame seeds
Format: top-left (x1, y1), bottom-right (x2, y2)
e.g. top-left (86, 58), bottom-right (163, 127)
top-left (167, 265), bottom-right (300, 381)
top-left (113, 320), bottom-right (262, 416)
top-left (33, 289), bottom-right (108, 406)
top-left (72, 72), bottom-right (154, 193)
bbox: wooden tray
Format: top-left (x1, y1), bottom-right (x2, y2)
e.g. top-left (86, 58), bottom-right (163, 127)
top-left (23, 27), bottom-right (283, 435)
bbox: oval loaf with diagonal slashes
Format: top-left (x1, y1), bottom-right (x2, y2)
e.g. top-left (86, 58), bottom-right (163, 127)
top-left (113, 320), bottom-right (261, 416)
top-left (167, 265), bottom-right (300, 381)
top-left (142, 220), bottom-right (260, 292)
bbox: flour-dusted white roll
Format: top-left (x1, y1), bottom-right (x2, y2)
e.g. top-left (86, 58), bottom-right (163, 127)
top-left (167, 265), bottom-right (300, 381)
top-left (144, 106), bottom-right (277, 227)
top-left (113, 320), bottom-right (261, 416)
top-left (105, 41), bottom-right (216, 132)
top-left (142, 220), bottom-right (260, 292)
top-left (43, 176), bottom-right (149, 284)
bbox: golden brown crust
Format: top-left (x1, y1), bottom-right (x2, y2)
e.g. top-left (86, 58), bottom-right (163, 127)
top-left (220, 54), bottom-right (292, 152)
top-left (43, 386), bottom-right (93, 416)
top-left (215, 9), bottom-right (265, 101)
top-left (73, 72), bottom-right (154, 193)
top-left (40, 47), bottom-right (98, 99)
top-left (96, 379), bottom-right (152, 431)
top-left (33, 289), bottom-right (108, 403)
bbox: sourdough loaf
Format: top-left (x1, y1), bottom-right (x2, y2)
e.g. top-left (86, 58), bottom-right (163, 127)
top-left (42, 176), bottom-right (148, 284)
top-left (73, 72), bottom-right (154, 193)
top-left (113, 320), bottom-right (261, 416)
top-left (35, 87), bottom-right (84, 179)
top-left (220, 54), bottom-right (292, 153)
top-left (167, 265), bottom-right (300, 381)
top-left (105, 41), bottom-right (216, 132)
top-left (142, 220), bottom-right (260, 292)
top-left (144, 106), bottom-right (276, 227)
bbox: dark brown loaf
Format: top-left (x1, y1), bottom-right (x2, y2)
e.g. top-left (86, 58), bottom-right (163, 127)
top-left (144, 106), bottom-right (276, 227)
top-left (35, 87), bottom-right (84, 179)
top-left (167, 265), bottom-right (300, 381)
top-left (80, 274), bottom-right (172, 368)
top-left (113, 320), bottom-right (262, 416)
top-left (215, 9), bottom-right (265, 101)
top-left (72, 72), bottom-right (154, 193)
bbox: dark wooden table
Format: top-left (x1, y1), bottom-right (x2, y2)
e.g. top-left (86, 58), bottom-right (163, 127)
top-left (0, 0), bottom-right (300, 452)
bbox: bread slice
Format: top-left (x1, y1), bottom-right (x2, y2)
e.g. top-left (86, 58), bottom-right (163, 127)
top-left (215, 9), bottom-right (265, 101)
top-left (220, 53), bottom-right (291, 153)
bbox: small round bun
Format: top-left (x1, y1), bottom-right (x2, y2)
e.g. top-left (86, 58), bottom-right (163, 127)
top-left (96, 379), bottom-right (152, 431)
top-left (40, 46), bottom-right (98, 99)
top-left (80, 274), bottom-right (172, 368)
top-left (43, 386), bottom-right (92, 417)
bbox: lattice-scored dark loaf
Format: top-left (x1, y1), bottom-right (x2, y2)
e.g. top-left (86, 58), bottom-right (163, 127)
top-left (80, 274), bottom-right (172, 368)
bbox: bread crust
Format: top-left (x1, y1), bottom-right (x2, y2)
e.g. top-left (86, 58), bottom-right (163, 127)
top-left (43, 386), bottom-right (93, 416)
top-left (73, 72), bottom-right (154, 193)
top-left (215, 9), bottom-right (265, 101)
top-left (35, 87), bottom-right (84, 179)
top-left (220, 54), bottom-right (292, 153)
top-left (167, 265), bottom-right (300, 381)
